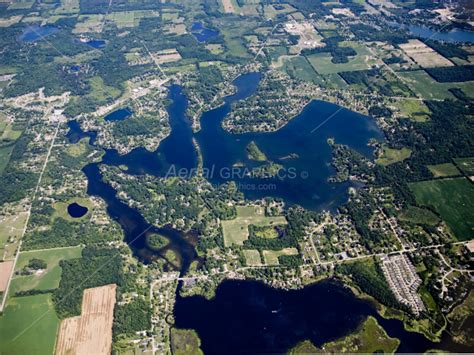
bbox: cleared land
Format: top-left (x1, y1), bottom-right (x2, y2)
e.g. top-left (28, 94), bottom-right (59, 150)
top-left (399, 206), bottom-right (440, 226)
top-left (9, 246), bottom-right (83, 294)
top-left (221, 0), bottom-right (235, 13)
top-left (448, 290), bottom-right (474, 346)
top-left (427, 163), bottom-right (460, 178)
top-left (243, 249), bottom-right (262, 266)
top-left (409, 177), bottom-right (474, 240)
top-left (170, 328), bottom-right (203, 355)
top-left (399, 39), bottom-right (453, 68)
top-left (221, 206), bottom-right (287, 246)
top-left (0, 294), bottom-right (59, 355)
top-left (454, 157), bottom-right (474, 176)
top-left (376, 145), bottom-right (411, 166)
top-left (397, 70), bottom-right (474, 101)
top-left (0, 211), bottom-right (28, 261)
top-left (306, 42), bottom-right (380, 74)
top-left (55, 284), bottom-right (117, 355)
top-left (0, 260), bottom-right (14, 293)
top-left (395, 99), bottom-right (431, 122)
top-left (263, 247), bottom-right (298, 266)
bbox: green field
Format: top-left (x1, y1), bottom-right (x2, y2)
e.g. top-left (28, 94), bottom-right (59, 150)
top-left (409, 177), bottom-right (474, 240)
top-left (262, 247), bottom-right (298, 266)
top-left (427, 163), bottom-right (460, 178)
top-left (448, 290), bottom-right (474, 345)
top-left (397, 70), bottom-right (474, 101)
top-left (0, 294), bottom-right (59, 355)
top-left (454, 157), bottom-right (474, 175)
top-left (376, 145), bottom-right (412, 166)
top-left (283, 56), bottom-right (322, 84)
top-left (306, 42), bottom-right (379, 75)
top-left (221, 206), bottom-right (287, 246)
top-left (395, 99), bottom-right (431, 122)
top-left (0, 145), bottom-right (14, 174)
top-left (243, 249), bottom-right (262, 266)
top-left (399, 206), bottom-right (440, 226)
top-left (9, 246), bottom-right (83, 294)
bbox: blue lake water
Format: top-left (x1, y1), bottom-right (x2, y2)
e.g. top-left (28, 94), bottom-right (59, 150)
top-left (408, 25), bottom-right (474, 43)
top-left (388, 21), bottom-right (474, 43)
top-left (68, 73), bottom-right (471, 352)
top-left (85, 39), bottom-right (106, 48)
top-left (174, 279), bottom-right (470, 353)
top-left (191, 22), bottom-right (219, 42)
top-left (18, 25), bottom-right (59, 42)
top-left (196, 72), bottom-right (384, 211)
top-left (104, 107), bottom-right (133, 122)
top-left (67, 202), bottom-right (88, 218)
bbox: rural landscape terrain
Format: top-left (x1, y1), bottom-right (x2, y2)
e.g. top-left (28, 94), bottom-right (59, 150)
top-left (0, 0), bottom-right (473, 354)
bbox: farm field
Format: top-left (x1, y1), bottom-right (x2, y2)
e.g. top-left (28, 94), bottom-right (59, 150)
top-left (263, 247), bottom-right (298, 266)
top-left (409, 177), bottom-right (474, 240)
top-left (243, 249), bottom-right (262, 266)
top-left (394, 99), bottom-right (431, 122)
top-left (55, 284), bottom-right (117, 355)
top-left (0, 294), bottom-right (59, 355)
top-left (221, 206), bottom-right (287, 246)
top-left (399, 206), bottom-right (440, 226)
top-left (282, 56), bottom-right (322, 83)
top-left (454, 157), bottom-right (474, 176)
top-left (397, 70), bottom-right (474, 101)
top-left (427, 163), bottom-right (461, 178)
top-left (9, 246), bottom-right (83, 294)
top-left (306, 42), bottom-right (379, 75)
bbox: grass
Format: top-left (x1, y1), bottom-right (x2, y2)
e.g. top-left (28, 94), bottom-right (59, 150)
top-left (283, 56), bottom-right (322, 84)
top-left (0, 212), bottom-right (28, 260)
top-left (376, 145), bottom-right (412, 166)
top-left (399, 206), bottom-right (440, 226)
top-left (253, 226), bottom-right (279, 239)
top-left (88, 76), bottom-right (121, 103)
top-left (322, 316), bottom-right (400, 353)
top-left (221, 206), bottom-right (287, 246)
top-left (170, 328), bottom-right (203, 355)
top-left (0, 145), bottom-right (14, 175)
top-left (0, 294), bottom-right (59, 355)
top-left (243, 249), bottom-right (262, 266)
top-left (427, 163), bottom-right (460, 178)
top-left (9, 246), bottom-right (83, 294)
top-left (409, 177), bottom-right (474, 240)
top-left (52, 197), bottom-right (93, 222)
top-left (395, 99), bottom-right (431, 122)
top-left (306, 42), bottom-right (379, 75)
top-left (262, 247), bottom-right (298, 266)
top-left (397, 70), bottom-right (474, 101)
top-left (454, 157), bottom-right (474, 176)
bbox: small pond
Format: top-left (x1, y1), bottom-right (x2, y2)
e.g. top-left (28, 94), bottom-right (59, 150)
top-left (67, 202), bottom-right (89, 218)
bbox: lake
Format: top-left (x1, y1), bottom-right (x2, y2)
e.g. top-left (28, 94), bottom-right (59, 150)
top-left (191, 22), bottom-right (219, 42)
top-left (104, 107), bottom-right (133, 122)
top-left (387, 21), bottom-right (474, 43)
top-left (196, 72), bottom-right (384, 211)
top-left (18, 25), bottom-right (58, 42)
top-left (174, 278), bottom-right (471, 354)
